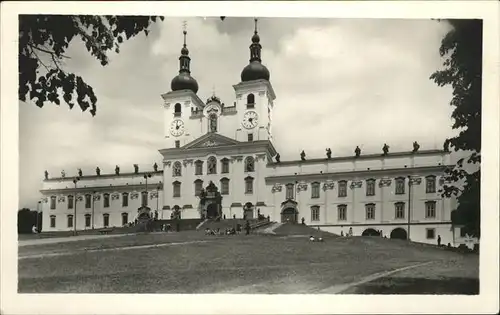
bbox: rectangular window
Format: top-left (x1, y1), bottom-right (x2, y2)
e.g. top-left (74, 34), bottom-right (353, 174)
top-left (248, 133), bottom-right (254, 142)
top-left (366, 180), bottom-right (375, 196)
top-left (68, 195), bottom-right (74, 209)
top-left (103, 214), bottom-right (109, 227)
top-left (175, 140), bottom-right (180, 148)
top-left (85, 215), bottom-right (91, 228)
top-left (221, 160), bottom-right (229, 174)
top-left (425, 201), bottom-right (436, 218)
top-left (103, 194), bottom-right (110, 208)
top-left (50, 215), bottom-right (56, 228)
top-left (338, 181), bottom-right (347, 197)
top-left (311, 183), bottom-right (320, 199)
top-left (194, 181), bottom-right (203, 196)
top-left (426, 228), bottom-right (436, 239)
top-left (311, 206), bottom-right (320, 221)
top-left (395, 203), bottom-right (405, 219)
top-left (426, 176), bottom-right (436, 193)
top-left (85, 194), bottom-right (91, 208)
top-left (50, 196), bottom-right (56, 210)
top-left (221, 179), bottom-right (230, 195)
top-left (365, 204), bottom-right (375, 220)
top-left (173, 183), bottom-right (181, 198)
top-left (122, 193), bottom-right (129, 207)
top-left (122, 213), bottom-right (128, 226)
top-left (395, 178), bottom-right (405, 194)
top-left (286, 184), bottom-right (294, 199)
top-left (67, 215), bottom-right (73, 228)
top-left (245, 178), bottom-right (253, 194)
top-left (338, 205), bottom-right (347, 221)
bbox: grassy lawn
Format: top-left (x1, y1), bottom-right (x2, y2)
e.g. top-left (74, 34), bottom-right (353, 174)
top-left (18, 231), bottom-right (479, 294)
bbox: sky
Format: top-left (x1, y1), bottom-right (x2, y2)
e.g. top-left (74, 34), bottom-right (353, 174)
top-left (19, 17), bottom-right (456, 209)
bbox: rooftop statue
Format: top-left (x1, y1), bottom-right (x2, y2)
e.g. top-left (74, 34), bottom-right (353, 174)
top-left (134, 164), bottom-right (139, 174)
top-left (355, 146), bottom-right (361, 157)
top-left (44, 170), bottom-right (49, 180)
top-left (115, 165), bottom-right (120, 175)
top-left (326, 148), bottom-right (332, 159)
top-left (412, 141), bottom-right (420, 153)
top-left (300, 150), bottom-right (306, 161)
top-left (78, 168), bottom-right (83, 177)
top-left (382, 143), bottom-right (390, 156)
top-left (96, 167), bottom-right (101, 176)
top-left (443, 139), bottom-right (450, 152)
top-left (153, 162), bottom-right (158, 172)
top-left (61, 170), bottom-right (66, 178)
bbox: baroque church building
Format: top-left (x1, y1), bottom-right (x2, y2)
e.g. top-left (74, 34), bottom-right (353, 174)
top-left (40, 22), bottom-right (459, 246)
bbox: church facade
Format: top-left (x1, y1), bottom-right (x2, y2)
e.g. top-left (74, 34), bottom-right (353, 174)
top-left (40, 22), bottom-right (458, 246)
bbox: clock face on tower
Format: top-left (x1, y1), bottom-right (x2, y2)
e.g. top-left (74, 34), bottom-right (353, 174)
top-left (170, 119), bottom-right (185, 137)
top-left (242, 111), bottom-right (259, 129)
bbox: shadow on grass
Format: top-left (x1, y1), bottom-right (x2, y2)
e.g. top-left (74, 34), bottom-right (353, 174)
top-left (343, 277), bottom-right (479, 295)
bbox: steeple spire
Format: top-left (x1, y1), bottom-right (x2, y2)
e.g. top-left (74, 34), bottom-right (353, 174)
top-left (240, 17), bottom-right (270, 82)
top-left (179, 21), bottom-right (190, 73)
top-left (170, 21), bottom-right (199, 93)
top-left (250, 18), bottom-right (262, 62)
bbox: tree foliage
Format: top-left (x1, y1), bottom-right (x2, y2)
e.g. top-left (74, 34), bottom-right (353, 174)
top-left (19, 15), bottom-right (164, 116)
top-left (18, 208), bottom-right (42, 233)
top-left (430, 19), bottom-right (482, 237)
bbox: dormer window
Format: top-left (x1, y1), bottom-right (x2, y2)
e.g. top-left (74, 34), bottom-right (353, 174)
top-left (247, 94), bottom-right (255, 109)
top-left (174, 103), bottom-right (182, 117)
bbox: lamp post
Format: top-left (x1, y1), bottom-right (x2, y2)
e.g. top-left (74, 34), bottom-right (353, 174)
top-left (407, 175), bottom-right (412, 241)
top-left (36, 200), bottom-right (41, 232)
top-left (157, 185), bottom-right (160, 219)
top-left (144, 173), bottom-right (152, 207)
top-left (73, 177), bottom-right (80, 236)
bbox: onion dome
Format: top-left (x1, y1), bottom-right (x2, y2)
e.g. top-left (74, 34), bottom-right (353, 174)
top-left (171, 29), bottom-right (199, 93)
top-left (241, 18), bottom-right (270, 82)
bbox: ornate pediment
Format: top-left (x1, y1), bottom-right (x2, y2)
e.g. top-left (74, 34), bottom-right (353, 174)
top-left (183, 133), bottom-right (241, 149)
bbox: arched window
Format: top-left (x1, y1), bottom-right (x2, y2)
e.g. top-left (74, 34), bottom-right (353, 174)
top-left (395, 177), bottom-right (406, 194)
top-left (194, 179), bottom-right (203, 196)
top-left (337, 204), bottom-right (347, 221)
top-left (286, 183), bottom-right (295, 199)
top-left (425, 175), bottom-right (436, 193)
top-left (338, 180), bottom-right (347, 197)
top-left (141, 191), bottom-right (148, 207)
top-left (245, 176), bottom-right (254, 194)
top-left (84, 214), bottom-right (91, 228)
top-left (121, 212), bottom-right (129, 226)
top-left (173, 181), bottom-right (181, 198)
top-left (395, 202), bottom-right (405, 219)
top-left (172, 161), bottom-right (182, 177)
top-left (365, 203), bottom-right (376, 220)
top-left (220, 177), bottom-right (230, 195)
top-left (209, 114), bottom-right (218, 133)
top-left (50, 196), bottom-right (56, 210)
top-left (85, 194), bottom-right (92, 208)
top-left (103, 193), bottom-right (110, 208)
top-left (103, 213), bottom-right (110, 227)
top-left (122, 192), bottom-right (129, 207)
top-left (366, 179), bottom-right (376, 196)
top-left (194, 160), bottom-right (203, 175)
top-left (311, 182), bottom-right (320, 199)
top-left (174, 103), bottom-right (182, 116)
top-left (247, 93), bottom-right (255, 108)
top-left (244, 156), bottom-right (255, 172)
top-left (221, 158), bottom-right (230, 174)
top-left (50, 215), bottom-right (56, 228)
top-left (67, 195), bottom-right (74, 209)
top-left (425, 201), bottom-right (436, 218)
top-left (67, 215), bottom-right (73, 228)
top-left (207, 156), bottom-right (217, 174)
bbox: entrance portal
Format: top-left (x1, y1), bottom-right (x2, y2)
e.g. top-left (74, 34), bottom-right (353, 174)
top-left (199, 181), bottom-right (223, 220)
top-left (390, 228), bottom-right (408, 240)
top-left (243, 202), bottom-right (254, 220)
top-left (281, 208), bottom-right (297, 223)
top-left (207, 203), bottom-right (218, 218)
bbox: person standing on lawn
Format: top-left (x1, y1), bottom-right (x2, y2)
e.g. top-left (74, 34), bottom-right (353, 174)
top-left (245, 220), bottom-right (251, 235)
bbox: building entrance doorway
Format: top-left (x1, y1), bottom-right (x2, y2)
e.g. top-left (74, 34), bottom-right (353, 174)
top-left (199, 181), bottom-right (223, 220)
top-left (243, 202), bottom-right (254, 220)
top-left (362, 228), bottom-right (381, 236)
top-left (390, 228), bottom-right (408, 240)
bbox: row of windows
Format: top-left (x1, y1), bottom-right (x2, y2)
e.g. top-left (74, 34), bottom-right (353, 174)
top-left (49, 192), bottom-right (151, 210)
top-left (309, 201), bottom-right (438, 222)
top-left (173, 93), bottom-right (257, 117)
top-left (285, 176), bottom-right (438, 199)
top-left (172, 177), bottom-right (254, 198)
top-left (49, 212), bottom-right (130, 228)
top-left (172, 156), bottom-right (255, 177)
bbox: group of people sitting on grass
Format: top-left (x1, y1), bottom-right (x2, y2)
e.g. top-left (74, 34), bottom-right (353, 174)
top-left (204, 221), bottom-right (252, 236)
